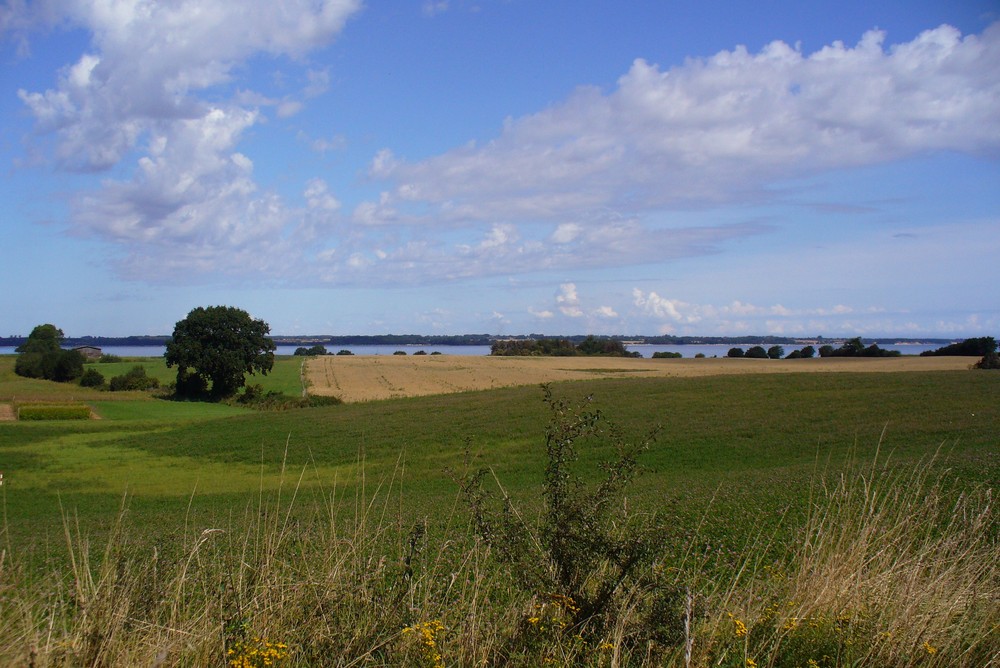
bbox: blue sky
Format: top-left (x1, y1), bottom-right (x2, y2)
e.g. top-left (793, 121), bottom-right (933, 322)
top-left (2, 1), bottom-right (998, 338)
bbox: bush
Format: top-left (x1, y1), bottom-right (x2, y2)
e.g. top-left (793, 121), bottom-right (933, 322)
top-left (109, 366), bottom-right (160, 392)
top-left (456, 386), bottom-right (665, 644)
top-left (293, 345), bottom-right (328, 356)
top-left (767, 345), bottom-right (784, 359)
top-left (79, 368), bottom-right (106, 388)
top-left (745, 345), bottom-right (768, 359)
top-left (98, 354), bottom-right (122, 363)
top-left (727, 347), bottom-right (745, 358)
top-left (393, 350), bottom-right (407, 355)
top-left (652, 351), bottom-right (682, 359)
top-left (17, 403), bottom-right (91, 420)
top-left (14, 349), bottom-right (83, 382)
top-left (973, 352), bottom-right (1000, 369)
top-left (336, 349), bottom-right (355, 356)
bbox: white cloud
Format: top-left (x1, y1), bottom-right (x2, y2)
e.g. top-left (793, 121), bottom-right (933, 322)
top-left (375, 23), bottom-right (1000, 222)
top-left (556, 283), bottom-right (583, 317)
top-left (14, 0), bottom-right (361, 279)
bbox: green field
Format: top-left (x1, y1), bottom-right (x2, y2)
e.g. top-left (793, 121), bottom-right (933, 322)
top-left (0, 355), bottom-right (997, 666)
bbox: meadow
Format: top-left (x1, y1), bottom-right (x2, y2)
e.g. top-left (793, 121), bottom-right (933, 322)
top-left (0, 354), bottom-right (996, 666)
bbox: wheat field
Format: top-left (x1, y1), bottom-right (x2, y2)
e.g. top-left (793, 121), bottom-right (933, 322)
top-left (304, 354), bottom-right (974, 402)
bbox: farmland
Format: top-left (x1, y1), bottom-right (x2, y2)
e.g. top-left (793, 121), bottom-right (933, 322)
top-left (0, 353), bottom-right (996, 666)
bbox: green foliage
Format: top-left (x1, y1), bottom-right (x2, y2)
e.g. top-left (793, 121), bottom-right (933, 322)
top-left (15, 324), bottom-right (64, 354)
top-left (79, 368), bottom-right (106, 388)
top-left (922, 336), bottom-right (997, 357)
top-left (414, 350), bottom-right (428, 355)
top-left (109, 365), bottom-right (160, 392)
top-left (98, 354), bottom-right (122, 363)
top-left (727, 347), bottom-right (745, 358)
top-left (15, 348), bottom-right (83, 382)
top-left (165, 306), bottom-right (276, 399)
top-left (973, 351), bottom-right (1000, 369)
top-left (336, 349), bottom-right (355, 355)
top-left (766, 345), bottom-right (784, 359)
top-left (13, 325), bottom-right (84, 382)
top-left (745, 345), bottom-right (768, 359)
top-left (456, 386), bottom-right (662, 642)
top-left (293, 344), bottom-right (328, 356)
top-left (17, 403), bottom-right (91, 420)
top-left (818, 344), bottom-right (835, 357)
top-left (491, 336), bottom-right (640, 357)
top-left (393, 350), bottom-right (407, 355)
top-left (799, 345), bottom-right (816, 358)
top-left (652, 351), bottom-right (682, 358)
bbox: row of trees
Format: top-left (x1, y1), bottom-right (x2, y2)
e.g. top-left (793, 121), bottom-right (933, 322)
top-left (491, 335), bottom-right (641, 357)
top-left (14, 308), bottom-right (275, 401)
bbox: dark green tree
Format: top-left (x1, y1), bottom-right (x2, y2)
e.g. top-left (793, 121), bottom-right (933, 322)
top-left (165, 306), bottom-right (275, 399)
top-left (746, 345), bottom-right (768, 359)
top-left (766, 345), bottom-right (785, 359)
top-left (727, 347), bottom-right (745, 358)
top-left (14, 324), bottom-right (83, 382)
top-left (800, 345), bottom-right (816, 358)
top-left (16, 324), bottom-right (64, 354)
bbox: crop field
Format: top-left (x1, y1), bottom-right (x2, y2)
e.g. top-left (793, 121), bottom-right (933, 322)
top-left (304, 353), bottom-right (974, 402)
top-left (0, 353), bottom-right (997, 666)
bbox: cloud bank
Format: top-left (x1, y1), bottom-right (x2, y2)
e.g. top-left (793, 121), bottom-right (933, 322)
top-left (12, 9), bottom-right (1000, 286)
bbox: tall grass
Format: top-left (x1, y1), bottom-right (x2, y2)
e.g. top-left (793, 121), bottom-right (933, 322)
top-left (1, 424), bottom-right (995, 666)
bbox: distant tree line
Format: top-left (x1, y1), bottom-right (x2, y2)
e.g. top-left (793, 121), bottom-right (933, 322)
top-left (491, 336), bottom-right (641, 357)
top-left (920, 337), bottom-right (996, 357)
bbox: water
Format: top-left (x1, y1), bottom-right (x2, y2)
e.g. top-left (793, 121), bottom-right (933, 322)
top-left (0, 342), bottom-right (953, 358)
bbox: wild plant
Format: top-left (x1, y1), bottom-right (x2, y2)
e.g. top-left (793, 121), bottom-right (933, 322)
top-left (455, 385), bottom-right (677, 661)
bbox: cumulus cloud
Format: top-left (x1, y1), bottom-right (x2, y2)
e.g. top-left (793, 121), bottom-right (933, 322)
top-left (375, 23), bottom-right (1000, 222)
top-left (556, 283), bottom-right (583, 317)
top-left (12, 11), bottom-right (1000, 291)
top-left (13, 0), bottom-right (361, 278)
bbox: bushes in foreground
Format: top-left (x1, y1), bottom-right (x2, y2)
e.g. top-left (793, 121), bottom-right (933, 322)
top-left (0, 392), bottom-right (994, 666)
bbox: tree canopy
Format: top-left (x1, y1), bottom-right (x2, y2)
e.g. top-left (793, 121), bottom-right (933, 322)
top-left (14, 324), bottom-right (84, 382)
top-left (165, 306), bottom-right (276, 399)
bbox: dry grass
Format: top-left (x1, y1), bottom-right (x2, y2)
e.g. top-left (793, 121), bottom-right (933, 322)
top-left (305, 355), bottom-right (976, 403)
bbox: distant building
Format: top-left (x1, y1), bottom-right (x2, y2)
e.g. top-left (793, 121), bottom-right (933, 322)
top-left (73, 346), bottom-right (102, 360)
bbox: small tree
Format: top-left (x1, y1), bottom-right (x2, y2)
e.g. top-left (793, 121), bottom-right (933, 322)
top-left (165, 306), bottom-right (275, 399)
top-left (727, 347), bottom-right (745, 358)
top-left (746, 345), bottom-right (768, 359)
top-left (800, 345), bottom-right (816, 358)
top-left (767, 345), bottom-right (785, 359)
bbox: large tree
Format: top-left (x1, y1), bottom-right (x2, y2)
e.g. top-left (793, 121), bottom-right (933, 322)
top-left (165, 306), bottom-right (276, 399)
top-left (14, 324), bottom-right (84, 382)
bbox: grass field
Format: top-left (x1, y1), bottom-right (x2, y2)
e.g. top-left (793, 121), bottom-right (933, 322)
top-left (0, 354), bottom-right (996, 666)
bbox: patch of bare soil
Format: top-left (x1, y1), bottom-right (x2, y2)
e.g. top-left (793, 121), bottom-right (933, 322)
top-left (0, 403), bottom-right (15, 421)
top-left (305, 355), bottom-right (976, 403)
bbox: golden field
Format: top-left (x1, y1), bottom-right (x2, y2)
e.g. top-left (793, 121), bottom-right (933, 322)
top-left (304, 353), bottom-right (976, 403)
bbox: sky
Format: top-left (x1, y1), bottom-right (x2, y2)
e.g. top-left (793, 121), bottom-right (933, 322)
top-left (1, 1), bottom-right (999, 339)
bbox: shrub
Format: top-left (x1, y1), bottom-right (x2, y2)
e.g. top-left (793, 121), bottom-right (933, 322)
top-left (745, 346), bottom-right (768, 359)
top-left (727, 347), bottom-right (744, 358)
top-left (973, 351), bottom-right (1000, 369)
top-left (456, 386), bottom-right (666, 647)
top-left (98, 354), bottom-right (122, 363)
top-left (652, 351), bottom-right (682, 359)
top-left (336, 349), bottom-right (355, 356)
top-left (393, 350), bottom-right (407, 355)
top-left (766, 345), bottom-right (784, 359)
top-left (79, 368), bottom-right (106, 388)
top-left (17, 403), bottom-right (91, 420)
top-left (109, 366), bottom-right (160, 392)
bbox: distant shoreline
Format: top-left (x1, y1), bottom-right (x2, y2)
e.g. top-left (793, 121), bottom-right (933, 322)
top-left (0, 334), bottom-right (958, 348)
